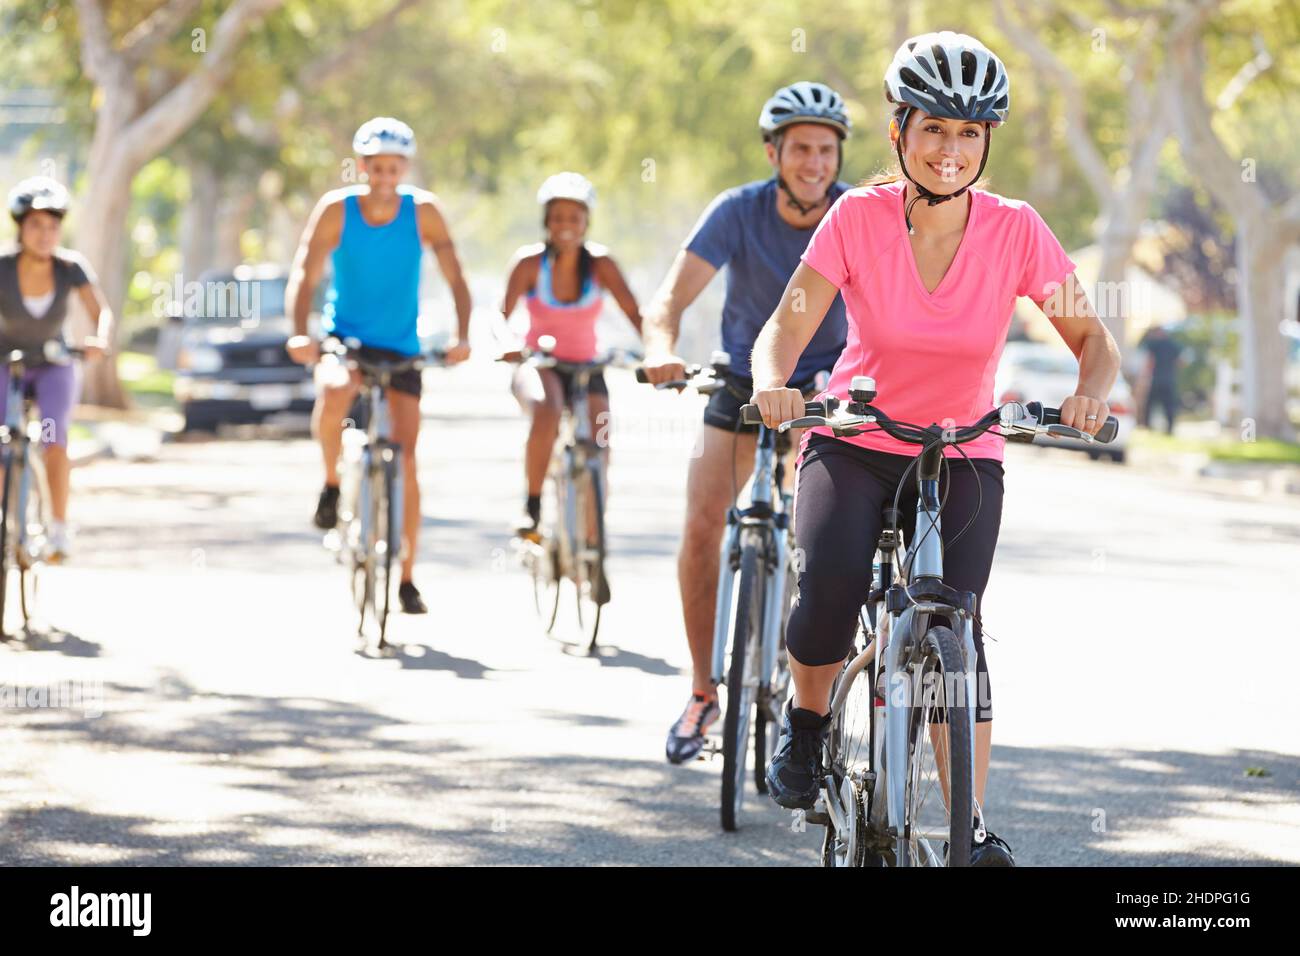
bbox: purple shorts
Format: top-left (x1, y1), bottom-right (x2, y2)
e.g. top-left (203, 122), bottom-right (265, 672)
top-left (0, 361), bottom-right (80, 447)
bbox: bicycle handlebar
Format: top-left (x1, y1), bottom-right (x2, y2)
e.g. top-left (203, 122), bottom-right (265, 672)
top-left (740, 383), bottom-right (1119, 446)
top-left (320, 336), bottom-right (443, 375)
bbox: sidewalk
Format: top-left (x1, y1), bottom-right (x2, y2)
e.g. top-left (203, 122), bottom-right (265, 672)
top-left (68, 403), bottom-right (182, 468)
top-left (1126, 419), bottom-right (1300, 500)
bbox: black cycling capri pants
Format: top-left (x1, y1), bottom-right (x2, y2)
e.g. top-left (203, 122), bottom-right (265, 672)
top-left (786, 433), bottom-right (1005, 722)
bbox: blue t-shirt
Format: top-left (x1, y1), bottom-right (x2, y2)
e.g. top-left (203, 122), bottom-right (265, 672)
top-left (683, 177), bottom-right (848, 382)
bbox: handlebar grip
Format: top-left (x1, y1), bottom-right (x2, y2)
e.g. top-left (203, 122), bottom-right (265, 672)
top-left (635, 367), bottom-right (648, 384)
top-left (1036, 405), bottom-right (1120, 443)
top-left (739, 401), bottom-right (827, 426)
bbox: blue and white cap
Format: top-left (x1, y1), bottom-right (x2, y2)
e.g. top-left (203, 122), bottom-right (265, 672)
top-left (352, 117), bottom-right (417, 157)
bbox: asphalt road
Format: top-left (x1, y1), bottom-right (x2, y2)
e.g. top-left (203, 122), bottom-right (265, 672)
top-left (2, 361), bottom-right (1297, 865)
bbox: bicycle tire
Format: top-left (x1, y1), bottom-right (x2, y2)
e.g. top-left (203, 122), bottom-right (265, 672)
top-left (372, 449), bottom-right (398, 649)
top-left (754, 541), bottom-right (793, 794)
top-left (0, 442), bottom-right (16, 638)
top-left (19, 447), bottom-right (45, 624)
top-left (572, 458), bottom-right (606, 653)
top-left (898, 624), bottom-right (974, 867)
top-left (530, 533), bottom-right (562, 633)
top-left (720, 541), bottom-right (763, 832)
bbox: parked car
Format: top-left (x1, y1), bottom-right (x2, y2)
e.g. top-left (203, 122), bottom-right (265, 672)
top-left (994, 341), bottom-right (1134, 463)
top-left (173, 265), bottom-right (322, 432)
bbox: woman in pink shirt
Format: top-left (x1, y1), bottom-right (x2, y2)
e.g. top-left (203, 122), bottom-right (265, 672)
top-left (750, 32), bottom-right (1121, 864)
top-left (500, 173), bottom-right (643, 536)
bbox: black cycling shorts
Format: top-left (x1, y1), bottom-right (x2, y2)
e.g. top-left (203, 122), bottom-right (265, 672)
top-left (702, 372), bottom-right (823, 433)
top-left (551, 367), bottom-right (608, 406)
top-left (351, 343), bottom-right (422, 399)
top-left (786, 432), bottom-right (1005, 722)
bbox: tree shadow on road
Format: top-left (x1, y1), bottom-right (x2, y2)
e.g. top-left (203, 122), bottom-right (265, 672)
top-left (1, 625), bottom-right (101, 658)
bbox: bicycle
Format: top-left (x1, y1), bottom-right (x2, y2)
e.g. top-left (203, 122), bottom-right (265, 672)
top-left (320, 336), bottom-right (440, 652)
top-left (740, 376), bottom-right (1118, 865)
top-left (511, 335), bottom-right (638, 654)
top-left (0, 340), bottom-right (83, 640)
top-left (639, 355), bottom-right (825, 831)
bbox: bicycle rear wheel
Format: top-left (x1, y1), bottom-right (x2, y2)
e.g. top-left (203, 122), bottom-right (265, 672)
top-left (822, 613), bottom-right (884, 867)
top-left (899, 624), bottom-right (974, 867)
top-left (572, 458), bottom-right (606, 654)
top-left (720, 541), bottom-right (763, 832)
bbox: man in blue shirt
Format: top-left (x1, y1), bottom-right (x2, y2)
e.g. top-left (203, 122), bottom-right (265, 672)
top-left (286, 117), bottom-right (471, 615)
top-left (641, 83), bottom-right (851, 763)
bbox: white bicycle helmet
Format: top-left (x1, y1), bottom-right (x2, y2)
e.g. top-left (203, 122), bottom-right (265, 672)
top-left (537, 171), bottom-right (596, 210)
top-left (352, 116), bottom-right (417, 157)
top-left (884, 31), bottom-right (1010, 126)
top-left (759, 81), bottom-right (851, 139)
top-left (8, 176), bottom-right (70, 222)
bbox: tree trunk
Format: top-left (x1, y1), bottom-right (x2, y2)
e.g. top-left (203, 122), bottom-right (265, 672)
top-left (182, 158), bottom-right (221, 280)
top-left (1236, 220), bottom-right (1293, 441)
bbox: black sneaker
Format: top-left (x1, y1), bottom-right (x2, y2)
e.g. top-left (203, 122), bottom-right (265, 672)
top-left (764, 702), bottom-right (830, 810)
top-left (943, 818), bottom-right (1017, 866)
top-left (665, 693), bottom-right (720, 764)
top-left (314, 484), bottom-right (341, 530)
top-left (398, 580), bottom-right (427, 614)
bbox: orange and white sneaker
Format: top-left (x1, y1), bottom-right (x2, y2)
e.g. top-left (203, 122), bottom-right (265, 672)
top-left (665, 692), bottom-right (720, 764)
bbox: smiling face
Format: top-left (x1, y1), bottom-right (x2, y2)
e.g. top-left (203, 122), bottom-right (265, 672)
top-left (767, 122), bottom-right (841, 205)
top-left (543, 198), bottom-right (589, 250)
top-left (17, 209), bottom-right (63, 256)
top-left (893, 109), bottom-right (987, 194)
top-left (359, 154), bottom-right (409, 196)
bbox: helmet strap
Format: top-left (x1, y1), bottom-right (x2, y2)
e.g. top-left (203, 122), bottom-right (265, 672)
top-left (895, 107), bottom-right (992, 234)
top-left (772, 132), bottom-right (840, 217)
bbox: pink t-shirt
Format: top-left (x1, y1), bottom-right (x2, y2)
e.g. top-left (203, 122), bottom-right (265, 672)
top-left (799, 181), bottom-right (1075, 462)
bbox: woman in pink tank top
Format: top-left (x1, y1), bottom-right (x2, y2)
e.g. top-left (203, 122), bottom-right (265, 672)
top-left (748, 34), bottom-right (1122, 863)
top-left (499, 173), bottom-right (644, 536)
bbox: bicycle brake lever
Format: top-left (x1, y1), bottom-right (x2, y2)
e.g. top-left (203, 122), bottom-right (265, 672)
top-left (1044, 423), bottom-right (1091, 442)
top-left (777, 415), bottom-right (831, 433)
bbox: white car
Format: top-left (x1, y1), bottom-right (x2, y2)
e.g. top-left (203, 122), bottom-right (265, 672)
top-left (993, 341), bottom-right (1134, 463)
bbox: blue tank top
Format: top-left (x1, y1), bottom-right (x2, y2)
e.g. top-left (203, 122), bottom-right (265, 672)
top-left (322, 187), bottom-right (422, 355)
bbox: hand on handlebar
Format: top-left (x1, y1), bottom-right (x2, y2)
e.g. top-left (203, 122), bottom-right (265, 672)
top-left (443, 339), bottom-right (471, 365)
top-left (751, 385), bottom-right (806, 431)
top-left (1058, 393), bottom-right (1111, 439)
top-left (640, 351), bottom-right (687, 386)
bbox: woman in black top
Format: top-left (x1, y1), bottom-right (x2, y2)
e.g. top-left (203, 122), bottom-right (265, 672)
top-left (0, 177), bottom-right (114, 562)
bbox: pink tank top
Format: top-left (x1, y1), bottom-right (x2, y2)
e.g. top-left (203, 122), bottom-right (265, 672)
top-left (524, 251), bottom-right (603, 362)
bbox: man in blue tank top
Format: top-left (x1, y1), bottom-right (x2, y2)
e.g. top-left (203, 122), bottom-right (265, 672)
top-left (639, 83), bottom-right (852, 764)
top-left (286, 117), bottom-right (472, 615)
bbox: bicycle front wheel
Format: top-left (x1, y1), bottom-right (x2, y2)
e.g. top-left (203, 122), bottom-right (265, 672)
top-left (572, 458), bottom-right (606, 654)
top-left (899, 624), bottom-right (974, 867)
top-left (18, 446), bottom-right (45, 625)
top-left (720, 541), bottom-right (764, 832)
top-left (370, 450), bottom-right (399, 650)
top-left (0, 443), bottom-right (17, 638)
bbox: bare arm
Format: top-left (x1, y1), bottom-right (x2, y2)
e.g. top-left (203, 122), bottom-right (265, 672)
top-left (1039, 270), bottom-right (1121, 436)
top-left (594, 255), bottom-right (642, 336)
top-left (496, 251), bottom-right (538, 358)
top-left (74, 280), bottom-right (113, 358)
top-left (750, 262), bottom-right (840, 428)
top-left (640, 249), bottom-right (717, 383)
top-left (285, 195), bottom-right (343, 362)
top-left (418, 196), bottom-right (471, 360)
